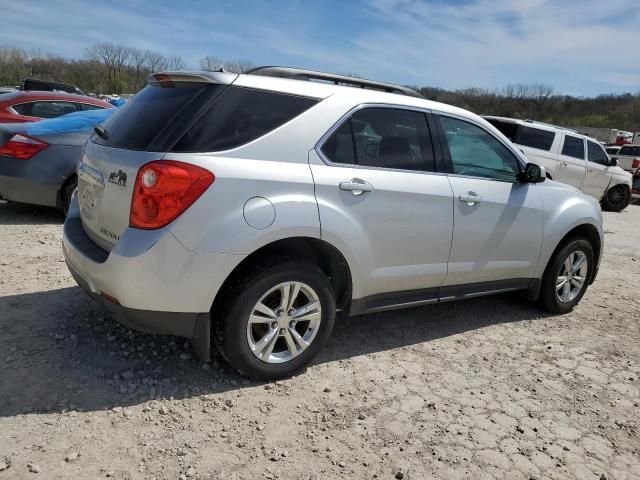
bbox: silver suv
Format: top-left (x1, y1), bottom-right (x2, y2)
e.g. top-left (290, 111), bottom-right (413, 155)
top-left (63, 68), bottom-right (604, 379)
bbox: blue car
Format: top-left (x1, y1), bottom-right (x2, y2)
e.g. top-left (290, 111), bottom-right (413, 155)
top-left (0, 108), bottom-right (115, 213)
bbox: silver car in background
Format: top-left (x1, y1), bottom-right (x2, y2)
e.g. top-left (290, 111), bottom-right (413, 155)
top-left (63, 68), bottom-right (604, 379)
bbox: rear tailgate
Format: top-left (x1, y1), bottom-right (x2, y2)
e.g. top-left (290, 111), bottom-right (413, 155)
top-left (77, 71), bottom-right (237, 250)
top-left (78, 142), bottom-right (163, 250)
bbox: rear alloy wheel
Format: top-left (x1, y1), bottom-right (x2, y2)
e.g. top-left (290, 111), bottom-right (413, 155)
top-left (539, 238), bottom-right (593, 313)
top-left (601, 184), bottom-right (631, 212)
top-left (214, 261), bottom-right (336, 379)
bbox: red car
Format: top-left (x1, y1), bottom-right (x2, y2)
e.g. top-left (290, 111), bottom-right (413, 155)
top-left (0, 91), bottom-right (112, 123)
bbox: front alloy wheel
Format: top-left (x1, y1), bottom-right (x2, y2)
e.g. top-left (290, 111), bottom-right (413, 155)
top-left (555, 251), bottom-right (588, 303)
top-left (247, 281), bottom-right (322, 363)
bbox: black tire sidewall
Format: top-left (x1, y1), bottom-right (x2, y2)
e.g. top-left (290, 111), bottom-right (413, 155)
top-left (62, 177), bottom-right (78, 215)
top-left (215, 261), bottom-right (336, 379)
top-left (540, 239), bottom-right (594, 313)
top-left (602, 185), bottom-right (631, 212)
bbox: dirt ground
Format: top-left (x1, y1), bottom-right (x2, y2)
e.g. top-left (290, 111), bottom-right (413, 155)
top-left (0, 200), bottom-right (639, 480)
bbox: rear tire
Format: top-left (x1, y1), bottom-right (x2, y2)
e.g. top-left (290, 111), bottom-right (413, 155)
top-left (61, 176), bottom-right (77, 216)
top-left (213, 260), bottom-right (336, 380)
top-left (601, 184), bottom-right (631, 212)
top-left (539, 238), bottom-right (594, 314)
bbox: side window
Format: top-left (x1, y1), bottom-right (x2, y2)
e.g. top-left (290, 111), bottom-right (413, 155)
top-left (27, 101), bottom-right (78, 119)
top-left (514, 126), bottom-right (555, 151)
top-left (79, 103), bottom-right (106, 111)
top-left (587, 141), bottom-right (610, 166)
top-left (321, 108), bottom-right (436, 172)
top-left (321, 121), bottom-right (355, 164)
top-left (11, 102), bottom-right (34, 116)
top-left (172, 87), bottom-right (317, 152)
top-left (561, 135), bottom-right (585, 160)
top-left (436, 115), bottom-right (520, 182)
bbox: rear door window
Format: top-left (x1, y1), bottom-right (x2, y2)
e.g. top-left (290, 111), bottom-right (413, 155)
top-left (320, 108), bottom-right (436, 172)
top-left (513, 126), bottom-right (555, 151)
top-left (172, 87), bottom-right (317, 152)
top-left (587, 141), bottom-right (610, 166)
top-left (79, 103), bottom-right (106, 111)
top-left (561, 135), bottom-right (585, 159)
top-left (618, 146), bottom-right (640, 156)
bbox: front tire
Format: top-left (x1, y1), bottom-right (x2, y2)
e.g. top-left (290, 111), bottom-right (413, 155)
top-left (539, 238), bottom-right (594, 314)
top-left (213, 260), bottom-right (336, 380)
top-left (601, 184), bottom-right (631, 212)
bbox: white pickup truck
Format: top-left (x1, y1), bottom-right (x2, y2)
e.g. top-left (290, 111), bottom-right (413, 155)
top-left (484, 117), bottom-right (633, 211)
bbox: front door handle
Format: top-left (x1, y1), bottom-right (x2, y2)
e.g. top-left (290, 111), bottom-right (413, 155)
top-left (459, 192), bottom-right (483, 205)
top-left (339, 178), bottom-right (374, 195)
top-left (561, 161), bottom-right (568, 167)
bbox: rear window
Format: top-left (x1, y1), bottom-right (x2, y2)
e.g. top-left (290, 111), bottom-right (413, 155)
top-left (93, 84), bottom-right (317, 152)
top-left (172, 87), bottom-right (318, 152)
top-left (93, 82), bottom-right (220, 150)
top-left (513, 126), bottom-right (555, 151)
top-left (618, 146), bottom-right (640, 156)
top-left (485, 120), bottom-right (554, 151)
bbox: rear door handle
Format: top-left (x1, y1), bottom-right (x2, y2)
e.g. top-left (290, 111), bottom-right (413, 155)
top-left (459, 192), bottom-right (483, 205)
top-left (561, 161), bottom-right (568, 167)
top-left (339, 178), bottom-right (374, 195)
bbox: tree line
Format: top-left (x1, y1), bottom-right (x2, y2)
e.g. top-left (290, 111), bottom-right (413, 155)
top-left (1, 43), bottom-right (638, 131)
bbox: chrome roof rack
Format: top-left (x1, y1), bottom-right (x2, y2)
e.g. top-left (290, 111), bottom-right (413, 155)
top-left (246, 66), bottom-right (424, 99)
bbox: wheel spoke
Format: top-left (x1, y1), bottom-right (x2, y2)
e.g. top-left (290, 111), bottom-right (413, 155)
top-left (279, 283), bottom-right (291, 311)
top-left (563, 254), bottom-right (573, 274)
top-left (283, 330), bottom-right (298, 357)
top-left (292, 300), bottom-right (319, 319)
top-left (253, 329), bottom-right (278, 360)
top-left (254, 301), bottom-right (277, 319)
top-left (561, 282), bottom-right (571, 302)
top-left (571, 254), bottom-right (586, 273)
top-left (286, 283), bottom-right (301, 311)
top-left (289, 327), bottom-right (309, 349)
top-left (571, 276), bottom-right (585, 288)
top-left (556, 275), bottom-right (568, 289)
top-left (249, 314), bottom-right (273, 324)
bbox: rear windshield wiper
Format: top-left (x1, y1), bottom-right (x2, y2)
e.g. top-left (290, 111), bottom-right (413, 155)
top-left (94, 125), bottom-right (109, 140)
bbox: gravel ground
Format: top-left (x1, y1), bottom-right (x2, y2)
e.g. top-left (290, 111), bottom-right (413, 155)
top-left (0, 200), bottom-right (639, 480)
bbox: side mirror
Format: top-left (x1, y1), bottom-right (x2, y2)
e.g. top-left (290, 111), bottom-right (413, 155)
top-left (609, 157), bottom-right (618, 167)
top-left (518, 163), bottom-right (546, 183)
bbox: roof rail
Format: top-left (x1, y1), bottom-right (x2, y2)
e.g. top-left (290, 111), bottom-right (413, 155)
top-left (246, 66), bottom-right (424, 99)
top-left (523, 119), bottom-right (577, 133)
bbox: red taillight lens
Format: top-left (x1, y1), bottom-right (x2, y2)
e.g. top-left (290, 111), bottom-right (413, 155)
top-left (0, 134), bottom-right (48, 160)
top-left (632, 159), bottom-right (640, 169)
top-left (130, 160), bottom-right (214, 229)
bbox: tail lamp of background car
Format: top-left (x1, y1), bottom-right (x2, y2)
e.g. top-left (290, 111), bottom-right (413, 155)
top-left (632, 159), bottom-right (640, 170)
top-left (0, 134), bottom-right (48, 159)
top-left (130, 160), bottom-right (214, 229)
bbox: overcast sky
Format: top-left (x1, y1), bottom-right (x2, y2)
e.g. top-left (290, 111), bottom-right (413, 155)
top-left (1, 0), bottom-right (638, 96)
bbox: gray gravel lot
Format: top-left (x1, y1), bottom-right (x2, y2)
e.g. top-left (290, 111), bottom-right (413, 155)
top-left (0, 200), bottom-right (639, 480)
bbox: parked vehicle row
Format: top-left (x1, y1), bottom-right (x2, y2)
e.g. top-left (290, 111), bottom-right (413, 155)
top-left (0, 109), bottom-right (115, 213)
top-left (484, 117), bottom-right (633, 211)
top-left (61, 67), bottom-right (604, 379)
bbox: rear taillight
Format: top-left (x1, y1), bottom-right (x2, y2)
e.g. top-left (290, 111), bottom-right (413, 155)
top-left (632, 159), bottom-right (640, 169)
top-left (0, 134), bottom-right (48, 160)
top-left (130, 160), bottom-right (214, 229)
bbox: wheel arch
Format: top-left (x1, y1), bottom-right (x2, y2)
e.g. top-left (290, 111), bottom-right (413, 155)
top-left (211, 236), bottom-right (353, 316)
top-left (544, 223), bottom-right (602, 285)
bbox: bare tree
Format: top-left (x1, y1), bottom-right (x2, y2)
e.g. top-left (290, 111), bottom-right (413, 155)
top-left (86, 43), bottom-right (132, 93)
top-left (199, 55), bottom-right (222, 71)
top-left (165, 55), bottom-right (186, 71)
top-left (145, 51), bottom-right (168, 74)
top-left (129, 48), bottom-right (149, 91)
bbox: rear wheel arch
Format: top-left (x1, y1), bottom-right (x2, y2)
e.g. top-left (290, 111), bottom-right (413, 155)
top-left (211, 237), bottom-right (353, 316)
top-left (58, 173), bottom-right (78, 214)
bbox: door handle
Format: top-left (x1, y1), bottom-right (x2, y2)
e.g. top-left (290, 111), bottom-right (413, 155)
top-left (587, 168), bottom-right (594, 172)
top-left (459, 192), bottom-right (483, 205)
top-left (339, 178), bottom-right (374, 195)
top-left (561, 161), bottom-right (568, 167)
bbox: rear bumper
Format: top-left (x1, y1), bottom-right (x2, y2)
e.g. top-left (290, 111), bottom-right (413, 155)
top-left (62, 199), bottom-right (246, 359)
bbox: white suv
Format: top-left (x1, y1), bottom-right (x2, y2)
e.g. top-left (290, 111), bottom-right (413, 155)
top-left (63, 68), bottom-right (604, 379)
top-left (484, 117), bottom-right (633, 211)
